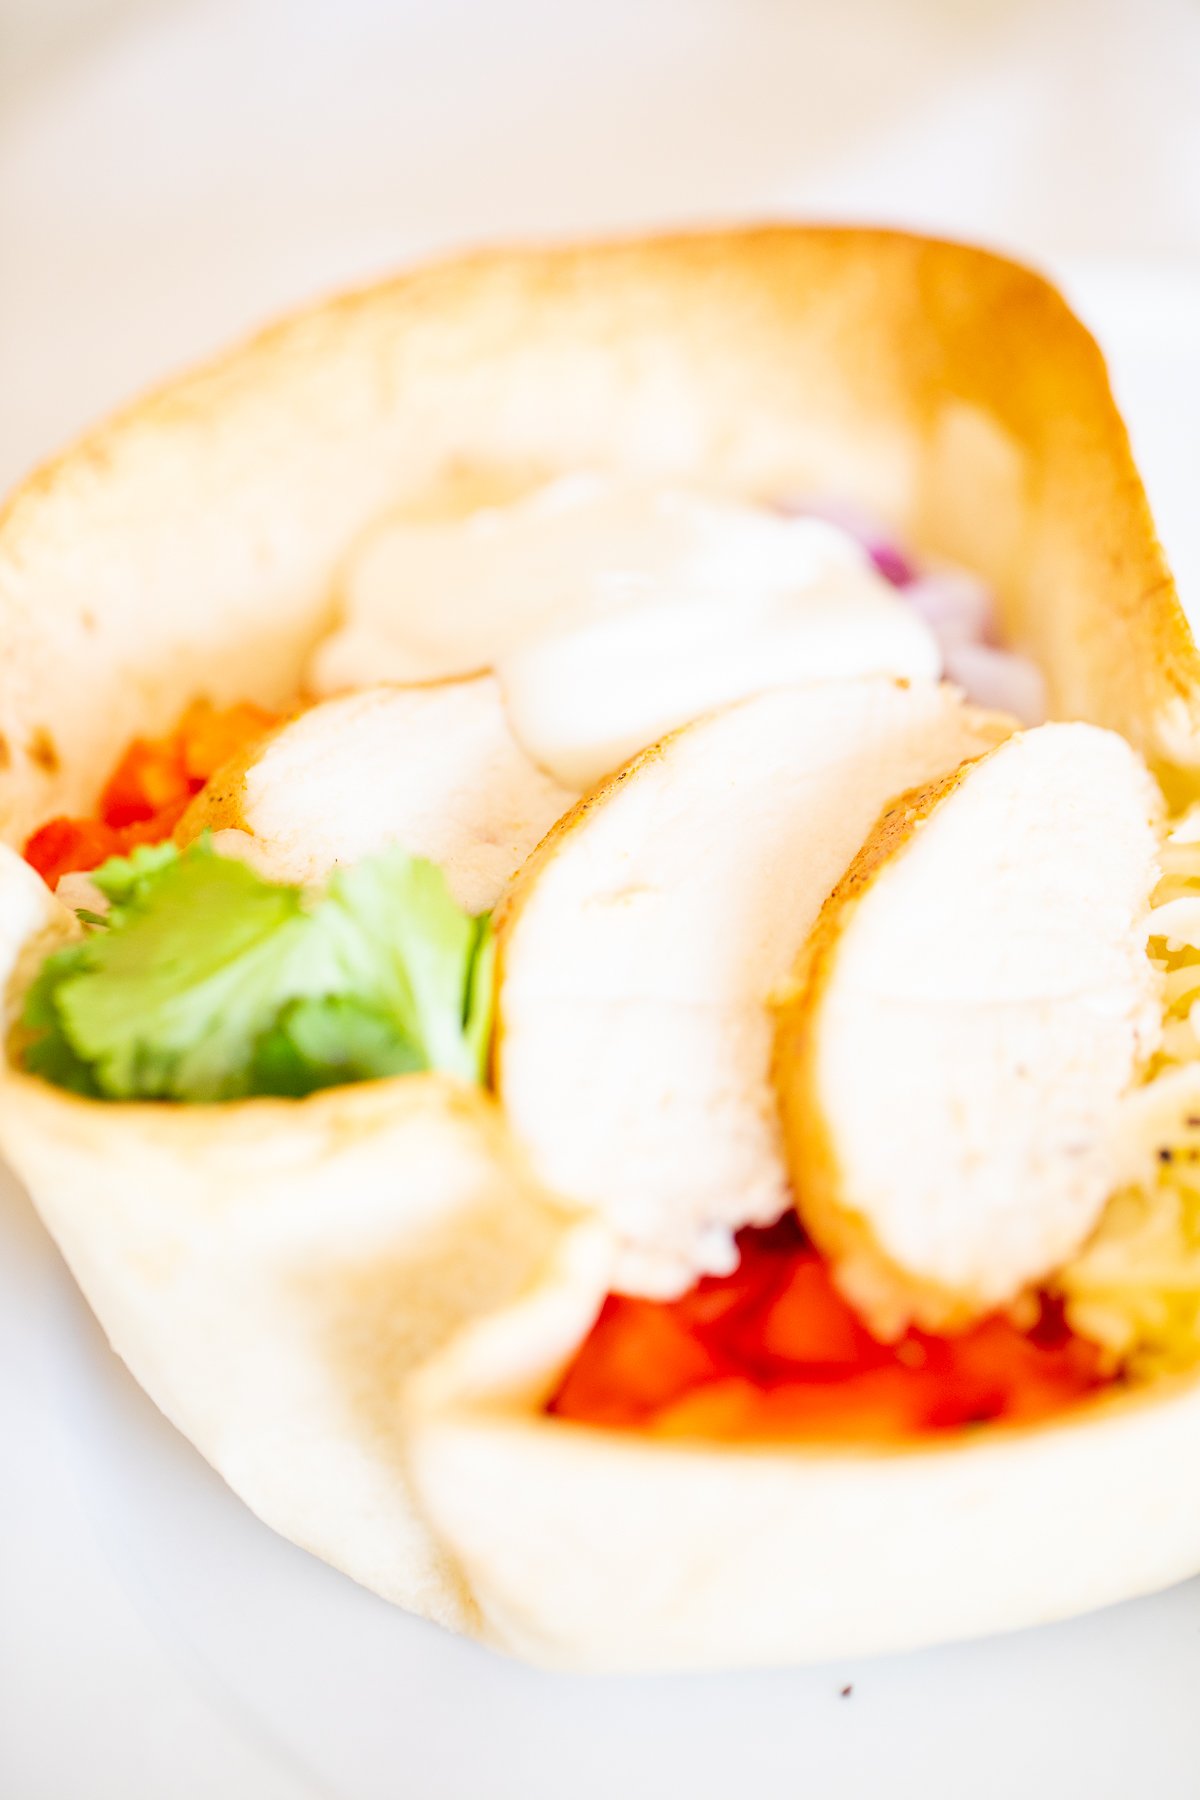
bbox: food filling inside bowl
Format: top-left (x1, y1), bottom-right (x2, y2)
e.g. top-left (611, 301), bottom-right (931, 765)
top-left (548, 1213), bottom-right (1106, 1440)
top-left (12, 479), bottom-right (1200, 1445)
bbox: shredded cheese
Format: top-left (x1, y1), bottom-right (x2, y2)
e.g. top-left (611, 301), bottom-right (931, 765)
top-left (1057, 804), bottom-right (1200, 1374)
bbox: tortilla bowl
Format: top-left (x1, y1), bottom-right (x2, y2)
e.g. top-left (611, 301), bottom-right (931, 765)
top-left (1, 226), bottom-right (1199, 1668)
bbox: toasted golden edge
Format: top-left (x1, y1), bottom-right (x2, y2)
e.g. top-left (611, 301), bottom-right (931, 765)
top-left (772, 758), bottom-right (996, 1335)
top-left (1, 226), bottom-right (1197, 847)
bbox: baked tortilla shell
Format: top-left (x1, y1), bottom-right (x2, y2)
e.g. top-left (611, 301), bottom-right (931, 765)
top-left (1, 227), bottom-right (1199, 1663)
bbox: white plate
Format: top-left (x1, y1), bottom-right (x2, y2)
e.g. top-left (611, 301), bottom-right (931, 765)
top-left (27, 267), bottom-right (1200, 1800)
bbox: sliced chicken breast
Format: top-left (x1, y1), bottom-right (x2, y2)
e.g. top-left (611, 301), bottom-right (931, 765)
top-left (181, 678), bottom-right (578, 914)
top-left (775, 723), bottom-right (1164, 1337)
top-left (495, 680), bottom-right (1010, 1295)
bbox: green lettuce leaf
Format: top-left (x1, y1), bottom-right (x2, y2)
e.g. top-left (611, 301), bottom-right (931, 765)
top-left (250, 996), bottom-right (425, 1097)
top-left (21, 942), bottom-right (103, 1097)
top-left (20, 839), bottom-right (495, 1103)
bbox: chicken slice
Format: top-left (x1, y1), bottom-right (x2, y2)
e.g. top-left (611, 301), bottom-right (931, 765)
top-left (181, 678), bottom-right (577, 914)
top-left (775, 723), bottom-right (1164, 1336)
top-left (496, 679), bottom-right (1010, 1294)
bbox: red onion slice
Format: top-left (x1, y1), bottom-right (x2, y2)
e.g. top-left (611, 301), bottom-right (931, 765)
top-left (942, 642), bottom-right (1047, 725)
top-left (778, 497), bottom-right (1045, 722)
top-left (903, 572), bottom-right (998, 647)
top-left (781, 498), bottom-right (917, 588)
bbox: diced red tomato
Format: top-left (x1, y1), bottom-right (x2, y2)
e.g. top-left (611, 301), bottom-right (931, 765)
top-left (550, 1295), bottom-right (725, 1426)
top-left (753, 1254), bottom-right (882, 1369)
top-left (23, 817), bottom-right (124, 886)
top-left (99, 736), bottom-right (191, 828)
top-left (547, 1214), bottom-right (1106, 1445)
top-left (177, 699), bottom-right (277, 786)
top-left (22, 699), bottom-right (278, 887)
top-left (652, 1378), bottom-right (773, 1440)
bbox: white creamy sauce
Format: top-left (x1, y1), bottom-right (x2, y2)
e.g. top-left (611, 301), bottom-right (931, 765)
top-left (310, 476), bottom-right (942, 788)
top-left (499, 576), bottom-right (940, 790)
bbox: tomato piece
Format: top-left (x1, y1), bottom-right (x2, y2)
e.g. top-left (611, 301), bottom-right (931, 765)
top-left (100, 738), bottom-right (190, 828)
top-left (653, 1369), bottom-right (934, 1443)
top-left (651, 1378), bottom-right (767, 1439)
top-left (178, 699), bottom-right (277, 784)
top-left (22, 699), bottom-right (279, 884)
top-left (752, 1254), bottom-right (883, 1369)
top-left (101, 699), bottom-right (278, 830)
top-left (118, 796), bottom-right (193, 847)
top-left (673, 1258), bottom-right (773, 1332)
top-left (753, 1368), bottom-right (941, 1440)
top-left (23, 817), bottom-right (123, 887)
top-left (917, 1311), bottom-right (1102, 1430)
top-left (547, 1220), bottom-right (1107, 1444)
top-left (549, 1294), bottom-right (724, 1427)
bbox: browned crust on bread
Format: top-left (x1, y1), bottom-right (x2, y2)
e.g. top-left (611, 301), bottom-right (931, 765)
top-left (0, 227), bottom-right (1194, 845)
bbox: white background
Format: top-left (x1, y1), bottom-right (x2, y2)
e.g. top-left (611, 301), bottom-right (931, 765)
top-left (2, 2), bottom-right (1199, 1795)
